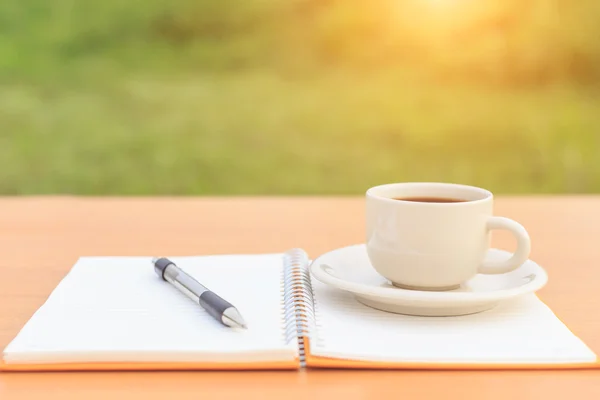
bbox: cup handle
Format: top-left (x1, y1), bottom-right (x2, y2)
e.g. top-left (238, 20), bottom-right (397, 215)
top-left (478, 216), bottom-right (531, 274)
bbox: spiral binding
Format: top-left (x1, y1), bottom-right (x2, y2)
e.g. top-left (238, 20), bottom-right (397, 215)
top-left (281, 248), bottom-right (315, 366)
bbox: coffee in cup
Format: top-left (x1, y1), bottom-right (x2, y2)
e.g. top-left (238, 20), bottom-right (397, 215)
top-left (365, 182), bottom-right (531, 291)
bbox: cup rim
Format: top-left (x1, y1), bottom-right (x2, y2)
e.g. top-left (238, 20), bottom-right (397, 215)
top-left (365, 182), bottom-right (493, 205)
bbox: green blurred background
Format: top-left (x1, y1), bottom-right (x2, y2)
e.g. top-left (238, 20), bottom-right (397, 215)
top-left (1, 0), bottom-right (599, 195)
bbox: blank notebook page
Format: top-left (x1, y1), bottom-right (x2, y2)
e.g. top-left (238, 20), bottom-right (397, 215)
top-left (3, 254), bottom-right (298, 364)
top-left (308, 279), bottom-right (597, 365)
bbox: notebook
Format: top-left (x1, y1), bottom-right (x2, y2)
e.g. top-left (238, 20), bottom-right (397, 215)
top-left (1, 248), bottom-right (598, 371)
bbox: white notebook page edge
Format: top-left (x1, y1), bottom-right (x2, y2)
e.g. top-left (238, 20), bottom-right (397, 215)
top-left (3, 254), bottom-right (299, 364)
top-left (308, 280), bottom-right (597, 365)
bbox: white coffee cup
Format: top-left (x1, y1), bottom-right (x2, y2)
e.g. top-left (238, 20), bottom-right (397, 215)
top-left (365, 182), bottom-right (531, 291)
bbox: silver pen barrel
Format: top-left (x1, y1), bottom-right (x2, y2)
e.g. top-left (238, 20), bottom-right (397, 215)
top-left (161, 261), bottom-right (209, 303)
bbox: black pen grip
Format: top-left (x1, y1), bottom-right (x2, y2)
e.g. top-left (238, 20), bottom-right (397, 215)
top-left (199, 291), bottom-right (232, 322)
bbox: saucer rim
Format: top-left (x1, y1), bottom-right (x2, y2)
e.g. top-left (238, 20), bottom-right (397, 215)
top-left (309, 244), bottom-right (548, 302)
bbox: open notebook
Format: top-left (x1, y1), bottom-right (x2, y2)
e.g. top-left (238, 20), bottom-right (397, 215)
top-left (1, 248), bottom-right (598, 371)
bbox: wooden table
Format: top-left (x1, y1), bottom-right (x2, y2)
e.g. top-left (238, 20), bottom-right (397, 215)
top-left (1, 196), bottom-right (599, 399)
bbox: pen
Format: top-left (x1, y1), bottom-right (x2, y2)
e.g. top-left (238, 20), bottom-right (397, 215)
top-left (151, 257), bottom-right (247, 329)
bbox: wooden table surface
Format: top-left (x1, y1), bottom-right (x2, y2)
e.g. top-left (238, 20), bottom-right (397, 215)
top-left (1, 196), bottom-right (599, 399)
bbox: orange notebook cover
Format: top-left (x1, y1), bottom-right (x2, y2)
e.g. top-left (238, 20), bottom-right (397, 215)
top-left (2, 249), bottom-right (598, 371)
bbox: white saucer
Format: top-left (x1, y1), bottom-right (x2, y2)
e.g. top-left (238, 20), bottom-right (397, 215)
top-left (309, 244), bottom-right (548, 317)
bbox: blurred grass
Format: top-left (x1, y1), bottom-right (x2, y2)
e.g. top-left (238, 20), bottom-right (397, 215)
top-left (1, 0), bottom-right (599, 194)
